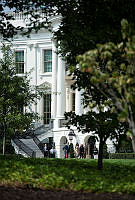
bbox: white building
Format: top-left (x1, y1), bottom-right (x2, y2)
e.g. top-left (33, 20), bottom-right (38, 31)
top-left (1, 12), bottom-right (115, 158)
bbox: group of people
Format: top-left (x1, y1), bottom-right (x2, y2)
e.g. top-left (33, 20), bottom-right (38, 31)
top-left (74, 143), bottom-right (86, 159)
top-left (43, 144), bottom-right (56, 158)
top-left (75, 143), bottom-right (98, 159)
top-left (63, 142), bottom-right (98, 159)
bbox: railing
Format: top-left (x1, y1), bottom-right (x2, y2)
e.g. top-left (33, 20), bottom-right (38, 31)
top-left (33, 136), bottom-right (44, 154)
top-left (6, 11), bottom-right (47, 21)
top-left (13, 138), bottom-right (36, 158)
top-left (34, 123), bottom-right (52, 136)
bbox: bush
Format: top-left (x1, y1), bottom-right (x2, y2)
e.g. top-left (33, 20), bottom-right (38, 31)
top-left (103, 144), bottom-right (109, 159)
top-left (69, 143), bottom-right (75, 158)
top-left (109, 153), bottom-right (135, 159)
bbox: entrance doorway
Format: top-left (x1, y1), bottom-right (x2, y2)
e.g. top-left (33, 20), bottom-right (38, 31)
top-left (60, 136), bottom-right (67, 158)
top-left (84, 136), bottom-right (96, 158)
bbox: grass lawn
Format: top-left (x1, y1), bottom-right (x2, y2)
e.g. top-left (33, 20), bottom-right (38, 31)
top-left (0, 155), bottom-right (135, 194)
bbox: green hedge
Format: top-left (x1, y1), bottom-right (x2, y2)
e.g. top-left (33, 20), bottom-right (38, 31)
top-left (109, 153), bottom-right (135, 159)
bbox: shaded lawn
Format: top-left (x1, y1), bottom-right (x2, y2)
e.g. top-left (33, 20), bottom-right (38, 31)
top-left (0, 155), bottom-right (135, 194)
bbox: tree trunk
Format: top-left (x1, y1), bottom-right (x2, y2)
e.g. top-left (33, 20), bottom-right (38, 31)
top-left (2, 123), bottom-right (6, 155)
top-left (131, 136), bottom-right (135, 152)
top-left (2, 130), bottom-right (6, 155)
top-left (129, 123), bottom-right (135, 152)
top-left (98, 139), bottom-right (104, 170)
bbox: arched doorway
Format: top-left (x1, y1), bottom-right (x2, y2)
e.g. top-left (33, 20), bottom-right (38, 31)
top-left (84, 135), bottom-right (96, 158)
top-left (60, 136), bottom-right (68, 158)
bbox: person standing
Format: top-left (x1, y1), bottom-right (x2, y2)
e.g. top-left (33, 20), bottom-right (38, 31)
top-left (75, 143), bottom-right (80, 158)
top-left (50, 146), bottom-right (56, 158)
top-left (43, 143), bottom-right (48, 158)
top-left (93, 146), bottom-right (98, 159)
top-left (63, 142), bottom-right (70, 158)
top-left (80, 144), bottom-right (84, 159)
top-left (83, 143), bottom-right (87, 159)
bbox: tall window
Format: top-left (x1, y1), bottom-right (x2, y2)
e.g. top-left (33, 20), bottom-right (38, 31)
top-left (44, 50), bottom-right (52, 72)
top-left (44, 94), bottom-right (51, 125)
top-left (15, 51), bottom-right (24, 74)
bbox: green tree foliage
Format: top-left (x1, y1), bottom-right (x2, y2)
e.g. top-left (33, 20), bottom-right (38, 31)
top-left (114, 134), bottom-right (133, 153)
top-left (65, 110), bottom-right (127, 169)
top-left (1, 0), bottom-right (135, 44)
top-left (103, 144), bottom-right (109, 159)
top-left (0, 44), bottom-right (38, 155)
top-left (1, 0), bottom-right (135, 161)
top-left (69, 143), bottom-right (75, 158)
top-left (77, 19), bottom-right (135, 152)
top-left (0, 0), bottom-right (55, 39)
top-left (54, 0), bottom-right (135, 65)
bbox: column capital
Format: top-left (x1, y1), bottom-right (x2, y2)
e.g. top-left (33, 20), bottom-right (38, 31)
top-left (33, 43), bottom-right (38, 48)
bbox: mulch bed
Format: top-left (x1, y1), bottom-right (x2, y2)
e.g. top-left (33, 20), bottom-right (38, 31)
top-left (0, 186), bottom-right (135, 200)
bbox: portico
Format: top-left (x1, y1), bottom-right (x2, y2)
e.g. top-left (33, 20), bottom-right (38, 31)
top-left (51, 40), bottom-right (83, 130)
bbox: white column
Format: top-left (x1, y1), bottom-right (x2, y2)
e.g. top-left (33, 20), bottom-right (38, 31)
top-left (34, 43), bottom-right (38, 114)
top-left (69, 91), bottom-right (74, 111)
top-left (75, 89), bottom-right (83, 115)
top-left (39, 97), bottom-right (44, 124)
top-left (56, 55), bottom-right (65, 118)
top-left (51, 39), bottom-right (58, 119)
top-left (66, 87), bottom-right (70, 112)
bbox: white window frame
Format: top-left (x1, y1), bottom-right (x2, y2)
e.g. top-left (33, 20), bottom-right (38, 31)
top-left (15, 48), bottom-right (26, 75)
top-left (41, 48), bottom-right (52, 74)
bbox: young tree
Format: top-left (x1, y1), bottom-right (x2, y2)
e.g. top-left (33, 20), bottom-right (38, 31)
top-left (69, 143), bottom-right (75, 158)
top-left (65, 105), bottom-right (127, 170)
top-left (0, 44), bottom-right (38, 155)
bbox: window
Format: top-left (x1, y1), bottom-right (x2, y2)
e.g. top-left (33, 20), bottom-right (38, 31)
top-left (44, 50), bottom-right (52, 72)
top-left (15, 51), bottom-right (24, 74)
top-left (44, 94), bottom-right (51, 125)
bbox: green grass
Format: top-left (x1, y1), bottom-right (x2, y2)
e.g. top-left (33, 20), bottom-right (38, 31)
top-left (0, 155), bottom-right (135, 194)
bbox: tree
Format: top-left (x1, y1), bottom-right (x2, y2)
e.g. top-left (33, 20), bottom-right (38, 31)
top-left (69, 143), bottom-right (75, 158)
top-left (54, 0), bottom-right (135, 65)
top-left (0, 44), bottom-right (38, 155)
top-left (0, 0), bottom-right (55, 39)
top-left (1, 0), bottom-right (135, 45)
top-left (1, 0), bottom-right (135, 157)
top-left (65, 108), bottom-right (127, 170)
top-left (114, 134), bottom-right (133, 153)
top-left (76, 19), bottom-right (135, 152)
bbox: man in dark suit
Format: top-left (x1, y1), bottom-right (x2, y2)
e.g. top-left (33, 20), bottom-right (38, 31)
top-left (63, 142), bottom-right (70, 158)
top-left (43, 143), bottom-right (48, 158)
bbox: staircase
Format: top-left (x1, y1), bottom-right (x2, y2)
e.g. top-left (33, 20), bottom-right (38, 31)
top-left (20, 138), bottom-right (44, 158)
top-left (12, 123), bottom-right (53, 158)
top-left (12, 138), bottom-right (36, 158)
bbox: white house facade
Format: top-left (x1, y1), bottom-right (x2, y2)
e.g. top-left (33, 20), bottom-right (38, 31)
top-left (0, 13), bottom-right (115, 158)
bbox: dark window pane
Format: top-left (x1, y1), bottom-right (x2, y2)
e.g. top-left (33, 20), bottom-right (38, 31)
top-left (15, 51), bottom-right (24, 74)
top-left (44, 50), bottom-right (52, 72)
top-left (44, 94), bottom-right (51, 124)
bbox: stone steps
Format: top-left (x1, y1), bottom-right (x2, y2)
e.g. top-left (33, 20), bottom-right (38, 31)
top-left (20, 138), bottom-right (44, 158)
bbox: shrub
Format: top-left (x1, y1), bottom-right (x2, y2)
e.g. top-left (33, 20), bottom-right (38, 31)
top-left (103, 144), bottom-right (109, 159)
top-left (69, 143), bottom-right (75, 158)
top-left (109, 153), bottom-right (135, 159)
